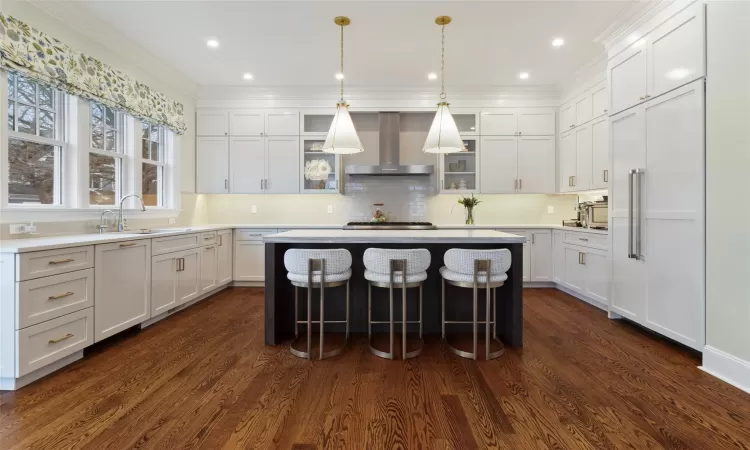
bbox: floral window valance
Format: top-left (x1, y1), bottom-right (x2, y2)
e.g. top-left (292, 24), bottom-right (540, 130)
top-left (0, 14), bottom-right (186, 134)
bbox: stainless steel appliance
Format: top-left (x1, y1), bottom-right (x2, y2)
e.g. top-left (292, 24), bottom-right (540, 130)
top-left (585, 200), bottom-right (609, 229)
top-left (344, 222), bottom-right (436, 230)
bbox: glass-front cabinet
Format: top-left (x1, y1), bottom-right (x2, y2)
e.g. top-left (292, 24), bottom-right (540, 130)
top-left (451, 111), bottom-right (479, 136)
top-left (301, 136), bottom-right (341, 193)
top-left (438, 137), bottom-right (479, 194)
top-left (300, 111), bottom-right (335, 136)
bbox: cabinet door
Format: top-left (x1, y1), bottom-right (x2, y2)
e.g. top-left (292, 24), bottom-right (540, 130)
top-left (591, 82), bottom-right (608, 118)
top-left (563, 247), bottom-right (585, 293)
top-left (517, 136), bottom-right (555, 193)
top-left (610, 217), bottom-right (646, 321)
top-left (480, 111), bottom-right (517, 135)
top-left (560, 103), bottom-right (575, 131)
top-left (575, 124), bottom-right (593, 191)
top-left (229, 111), bottom-right (264, 136)
top-left (479, 137), bottom-right (517, 193)
top-left (265, 137), bottom-right (300, 194)
top-left (517, 109), bottom-right (555, 136)
top-left (200, 246), bottom-right (218, 293)
top-left (196, 110), bottom-right (228, 136)
top-left (609, 43), bottom-right (647, 115)
top-left (647, 3), bottom-right (705, 99)
top-left (575, 94), bottom-right (593, 127)
top-left (229, 137), bottom-right (265, 194)
top-left (151, 254), bottom-right (177, 316)
top-left (530, 231), bottom-right (552, 282)
top-left (177, 249), bottom-right (200, 305)
top-left (559, 131), bottom-right (577, 192)
top-left (217, 230), bottom-right (233, 285)
top-left (552, 231), bottom-right (565, 284)
top-left (196, 137), bottom-right (229, 194)
top-left (610, 108), bottom-right (645, 218)
top-left (265, 112), bottom-right (299, 136)
top-left (233, 241), bottom-right (265, 282)
top-left (94, 240), bottom-right (151, 342)
top-left (590, 118), bottom-right (609, 190)
top-left (583, 250), bottom-right (609, 304)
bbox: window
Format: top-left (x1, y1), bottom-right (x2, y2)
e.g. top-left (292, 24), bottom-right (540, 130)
top-left (89, 102), bottom-right (123, 206)
top-left (141, 122), bottom-right (165, 207)
top-left (7, 73), bottom-right (65, 205)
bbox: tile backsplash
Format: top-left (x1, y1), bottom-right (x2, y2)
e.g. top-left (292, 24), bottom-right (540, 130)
top-left (342, 175), bottom-right (435, 222)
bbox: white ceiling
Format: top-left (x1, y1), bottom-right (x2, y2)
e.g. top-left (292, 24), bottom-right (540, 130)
top-left (39, 1), bottom-right (636, 88)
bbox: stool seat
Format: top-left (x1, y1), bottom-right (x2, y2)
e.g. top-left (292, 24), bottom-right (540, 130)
top-left (288, 269), bottom-right (352, 284)
top-left (439, 267), bottom-right (507, 284)
top-left (364, 269), bottom-right (427, 284)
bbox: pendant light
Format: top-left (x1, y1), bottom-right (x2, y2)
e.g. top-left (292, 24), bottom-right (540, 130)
top-left (423, 16), bottom-right (464, 154)
top-left (322, 16), bottom-right (364, 154)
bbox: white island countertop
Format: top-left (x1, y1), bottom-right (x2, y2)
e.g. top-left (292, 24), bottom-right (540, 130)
top-left (263, 229), bottom-right (526, 244)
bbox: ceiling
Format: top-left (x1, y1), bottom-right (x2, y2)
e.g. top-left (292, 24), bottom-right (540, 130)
top-left (38, 1), bottom-right (636, 88)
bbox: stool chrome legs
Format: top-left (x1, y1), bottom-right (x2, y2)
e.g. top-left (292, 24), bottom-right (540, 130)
top-left (290, 258), bottom-right (349, 360)
top-left (443, 259), bottom-right (505, 360)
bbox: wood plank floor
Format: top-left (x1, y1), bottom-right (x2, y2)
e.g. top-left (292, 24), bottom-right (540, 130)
top-left (1, 287), bottom-right (749, 449)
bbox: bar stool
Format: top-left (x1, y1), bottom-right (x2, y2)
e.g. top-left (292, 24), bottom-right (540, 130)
top-left (284, 249), bottom-right (352, 360)
top-left (363, 248), bottom-right (430, 360)
top-left (440, 249), bottom-right (511, 360)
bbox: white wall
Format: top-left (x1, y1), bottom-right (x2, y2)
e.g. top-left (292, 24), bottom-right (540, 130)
top-left (703, 1), bottom-right (750, 393)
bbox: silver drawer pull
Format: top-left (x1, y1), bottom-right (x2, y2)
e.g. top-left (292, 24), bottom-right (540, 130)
top-left (579, 237), bottom-right (589, 241)
top-left (48, 292), bottom-right (74, 300)
top-left (204, 236), bottom-right (214, 240)
top-left (205, 246), bottom-right (215, 251)
top-left (48, 258), bottom-right (74, 265)
top-left (48, 333), bottom-right (74, 344)
top-left (119, 242), bottom-right (136, 248)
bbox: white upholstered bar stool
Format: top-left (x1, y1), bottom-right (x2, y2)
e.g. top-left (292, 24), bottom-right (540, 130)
top-left (363, 248), bottom-right (430, 360)
top-left (440, 249), bottom-right (512, 360)
top-left (284, 249), bottom-right (352, 360)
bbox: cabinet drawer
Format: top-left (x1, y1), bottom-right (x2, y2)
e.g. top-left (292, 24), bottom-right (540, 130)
top-left (16, 307), bottom-right (94, 377)
top-left (152, 233), bottom-right (200, 256)
top-left (235, 229), bottom-right (277, 241)
top-left (563, 231), bottom-right (608, 250)
top-left (501, 229), bottom-right (529, 244)
top-left (200, 231), bottom-right (218, 246)
top-left (17, 246), bottom-right (94, 281)
top-left (17, 268), bottom-right (94, 329)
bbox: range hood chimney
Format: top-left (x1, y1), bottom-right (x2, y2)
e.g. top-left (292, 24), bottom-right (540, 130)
top-left (345, 112), bottom-right (434, 176)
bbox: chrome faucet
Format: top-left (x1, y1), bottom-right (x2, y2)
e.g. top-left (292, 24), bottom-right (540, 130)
top-left (117, 194), bottom-right (146, 232)
top-left (97, 209), bottom-right (117, 234)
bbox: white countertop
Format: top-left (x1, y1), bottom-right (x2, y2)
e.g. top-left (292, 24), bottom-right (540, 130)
top-left (264, 229), bottom-right (526, 244)
top-left (0, 223), bottom-right (606, 253)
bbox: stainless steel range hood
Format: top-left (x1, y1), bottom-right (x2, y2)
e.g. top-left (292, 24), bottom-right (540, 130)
top-left (345, 112), bottom-right (434, 176)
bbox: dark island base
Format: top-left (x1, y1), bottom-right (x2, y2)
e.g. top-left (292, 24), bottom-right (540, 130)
top-left (264, 242), bottom-right (523, 348)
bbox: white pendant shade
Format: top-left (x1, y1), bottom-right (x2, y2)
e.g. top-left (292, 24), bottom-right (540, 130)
top-left (322, 103), bottom-right (364, 154)
top-left (422, 102), bottom-right (464, 154)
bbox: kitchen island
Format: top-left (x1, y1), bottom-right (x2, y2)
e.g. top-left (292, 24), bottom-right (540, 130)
top-left (263, 229), bottom-right (525, 347)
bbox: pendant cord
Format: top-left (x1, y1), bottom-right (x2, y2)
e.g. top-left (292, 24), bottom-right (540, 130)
top-left (340, 23), bottom-right (344, 103)
top-left (440, 24), bottom-right (446, 100)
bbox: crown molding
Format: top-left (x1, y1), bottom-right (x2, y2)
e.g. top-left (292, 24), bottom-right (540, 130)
top-left (595, 0), bottom-right (675, 52)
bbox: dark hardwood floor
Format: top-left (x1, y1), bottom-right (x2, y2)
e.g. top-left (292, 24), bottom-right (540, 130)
top-left (1, 288), bottom-right (749, 450)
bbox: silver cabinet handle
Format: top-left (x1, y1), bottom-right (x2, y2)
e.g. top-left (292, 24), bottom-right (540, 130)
top-left (218, 235), bottom-right (223, 246)
top-left (441, 180), bottom-right (444, 190)
top-left (531, 234), bottom-right (535, 244)
top-left (571, 175), bottom-right (575, 187)
top-left (518, 131), bottom-right (522, 135)
top-left (581, 253), bottom-right (586, 265)
top-left (519, 179), bottom-right (522, 190)
top-left (639, 96), bottom-right (645, 100)
top-left (260, 179), bottom-right (263, 190)
top-left (604, 170), bottom-right (608, 183)
top-left (514, 179), bottom-right (518, 190)
top-left (628, 169), bottom-right (635, 258)
top-left (48, 292), bottom-right (74, 300)
top-left (579, 237), bottom-right (589, 241)
top-left (635, 169), bottom-right (644, 260)
top-left (225, 179), bottom-right (228, 190)
top-left (604, 109), bottom-right (608, 113)
top-left (578, 252), bottom-right (582, 264)
top-left (644, 95), bottom-right (651, 99)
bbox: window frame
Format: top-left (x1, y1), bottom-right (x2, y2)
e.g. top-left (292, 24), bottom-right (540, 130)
top-left (87, 101), bottom-right (125, 208)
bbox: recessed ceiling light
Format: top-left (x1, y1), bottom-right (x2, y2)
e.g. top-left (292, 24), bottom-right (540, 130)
top-left (518, 72), bottom-right (530, 80)
top-left (243, 73), bottom-right (253, 80)
top-left (335, 73), bottom-right (345, 80)
top-left (205, 38), bottom-right (220, 49)
top-left (427, 72), bottom-right (438, 80)
top-left (552, 38), bottom-right (565, 47)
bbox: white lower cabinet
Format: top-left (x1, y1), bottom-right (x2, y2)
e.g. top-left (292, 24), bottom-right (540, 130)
top-left (552, 230), bottom-right (565, 283)
top-left (94, 240), bottom-right (151, 342)
top-left (563, 247), bottom-right (587, 292)
top-left (529, 230), bottom-right (552, 281)
top-left (233, 229), bottom-right (276, 282)
top-left (200, 245), bottom-right (218, 293)
top-left (560, 241), bottom-right (610, 306)
top-left (217, 229), bottom-right (233, 285)
top-left (151, 248), bottom-right (200, 316)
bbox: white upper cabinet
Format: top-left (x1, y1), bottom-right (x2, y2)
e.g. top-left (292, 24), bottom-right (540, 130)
top-left (196, 137), bottom-right (229, 194)
top-left (559, 131), bottom-right (576, 193)
top-left (229, 137), bottom-right (265, 194)
top-left (575, 124), bottom-right (593, 191)
top-left (517, 110), bottom-right (555, 136)
top-left (517, 136), bottom-right (555, 194)
top-left (591, 82), bottom-right (608, 118)
top-left (480, 111), bottom-right (517, 135)
top-left (480, 136), bottom-right (517, 194)
top-left (265, 112), bottom-right (300, 136)
top-left (229, 111), bottom-right (264, 136)
top-left (560, 103), bottom-right (575, 131)
top-left (575, 95), bottom-right (593, 127)
top-left (265, 137), bottom-right (300, 194)
top-left (609, 44), bottom-right (647, 116)
top-left (197, 111), bottom-right (228, 136)
top-left (590, 118), bottom-right (609, 190)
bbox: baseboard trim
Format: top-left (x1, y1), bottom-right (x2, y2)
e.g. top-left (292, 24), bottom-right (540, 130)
top-left (142, 282), bottom-right (232, 329)
top-left (523, 281), bottom-right (556, 288)
top-left (0, 351), bottom-right (83, 391)
top-left (232, 281), bottom-right (265, 287)
top-left (555, 284), bottom-right (608, 311)
top-left (700, 346), bottom-right (750, 395)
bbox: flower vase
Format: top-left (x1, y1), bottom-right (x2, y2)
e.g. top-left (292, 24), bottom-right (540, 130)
top-left (465, 206), bottom-right (475, 225)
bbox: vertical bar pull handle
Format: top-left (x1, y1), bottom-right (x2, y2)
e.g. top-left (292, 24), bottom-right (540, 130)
top-left (634, 169), bottom-right (644, 260)
top-left (628, 169), bottom-right (636, 259)
top-left (603, 169), bottom-right (608, 183)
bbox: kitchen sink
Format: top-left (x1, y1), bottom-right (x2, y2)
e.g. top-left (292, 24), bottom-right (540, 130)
top-left (125, 228), bottom-right (194, 234)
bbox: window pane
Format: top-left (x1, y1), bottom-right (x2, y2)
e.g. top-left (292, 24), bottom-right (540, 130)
top-left (8, 138), bottom-right (56, 204)
top-left (92, 102), bottom-right (103, 126)
top-left (150, 125), bottom-right (159, 142)
top-left (92, 126), bottom-right (104, 149)
top-left (89, 153), bottom-right (116, 205)
top-left (150, 141), bottom-right (160, 161)
top-left (8, 101), bottom-right (14, 131)
top-left (38, 85), bottom-right (54, 110)
top-left (105, 129), bottom-right (115, 151)
top-left (142, 139), bottom-right (149, 159)
top-left (142, 162), bottom-right (160, 207)
top-left (17, 104), bottom-right (36, 135)
top-left (39, 110), bottom-right (55, 138)
top-left (8, 73), bottom-right (16, 99)
top-left (17, 76), bottom-right (36, 104)
top-left (105, 107), bottom-right (115, 128)
top-left (142, 122), bottom-right (149, 140)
